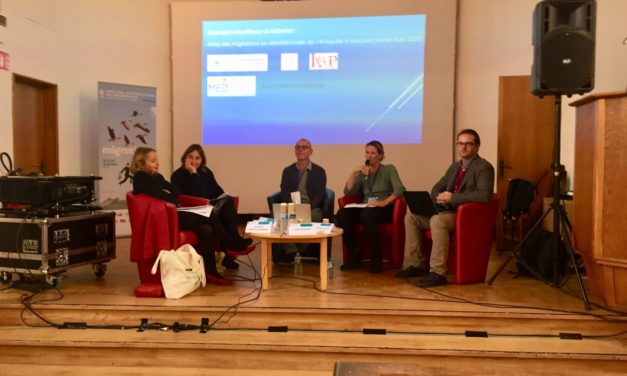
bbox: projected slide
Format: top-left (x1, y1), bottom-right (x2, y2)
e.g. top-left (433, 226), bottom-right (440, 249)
top-left (201, 14), bottom-right (426, 145)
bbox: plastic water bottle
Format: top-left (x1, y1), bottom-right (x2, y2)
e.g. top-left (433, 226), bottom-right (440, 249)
top-left (294, 252), bottom-right (303, 274)
top-left (287, 203), bottom-right (296, 224)
top-left (327, 261), bottom-right (334, 279)
top-left (279, 203), bottom-right (288, 233)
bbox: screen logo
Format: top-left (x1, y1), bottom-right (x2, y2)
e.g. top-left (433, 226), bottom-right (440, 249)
top-left (309, 52), bottom-right (338, 70)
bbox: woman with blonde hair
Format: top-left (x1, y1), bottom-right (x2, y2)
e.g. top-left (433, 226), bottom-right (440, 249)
top-left (131, 147), bottom-right (235, 285)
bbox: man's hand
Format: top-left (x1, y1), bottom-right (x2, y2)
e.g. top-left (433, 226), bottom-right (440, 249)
top-left (436, 191), bottom-right (453, 204)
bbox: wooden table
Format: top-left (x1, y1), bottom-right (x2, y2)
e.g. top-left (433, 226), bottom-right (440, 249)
top-left (246, 228), bottom-right (343, 291)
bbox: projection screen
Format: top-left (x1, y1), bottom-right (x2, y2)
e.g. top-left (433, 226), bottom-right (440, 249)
top-left (171, 0), bottom-right (457, 213)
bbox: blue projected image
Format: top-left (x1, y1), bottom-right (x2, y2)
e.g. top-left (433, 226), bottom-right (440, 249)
top-left (201, 14), bottom-right (426, 145)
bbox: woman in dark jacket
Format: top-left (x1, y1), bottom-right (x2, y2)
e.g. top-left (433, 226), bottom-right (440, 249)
top-left (131, 147), bottom-right (235, 285)
top-left (171, 144), bottom-right (251, 269)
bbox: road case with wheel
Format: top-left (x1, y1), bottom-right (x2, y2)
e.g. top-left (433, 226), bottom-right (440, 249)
top-left (0, 211), bottom-right (115, 284)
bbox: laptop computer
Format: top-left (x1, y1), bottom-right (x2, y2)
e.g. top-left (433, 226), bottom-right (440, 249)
top-left (402, 191), bottom-right (439, 217)
top-left (272, 203), bottom-right (312, 223)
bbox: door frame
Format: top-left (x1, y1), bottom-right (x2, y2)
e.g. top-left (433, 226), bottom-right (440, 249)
top-left (12, 74), bottom-right (59, 175)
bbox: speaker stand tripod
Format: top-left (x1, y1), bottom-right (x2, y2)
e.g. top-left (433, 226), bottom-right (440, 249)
top-left (487, 95), bottom-right (591, 311)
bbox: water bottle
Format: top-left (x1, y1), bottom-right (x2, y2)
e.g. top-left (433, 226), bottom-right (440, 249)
top-left (287, 203), bottom-right (296, 223)
top-left (327, 261), bottom-right (334, 279)
top-left (279, 203), bottom-right (288, 233)
top-left (294, 252), bottom-right (303, 274)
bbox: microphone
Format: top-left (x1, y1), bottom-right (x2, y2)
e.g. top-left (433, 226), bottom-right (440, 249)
top-left (364, 160), bottom-right (370, 181)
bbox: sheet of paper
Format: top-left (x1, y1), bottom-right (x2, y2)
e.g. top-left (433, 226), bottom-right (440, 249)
top-left (290, 191), bottom-right (301, 204)
top-left (314, 223), bottom-right (335, 234)
top-left (177, 205), bottom-right (214, 218)
top-left (344, 203), bottom-right (368, 208)
top-left (245, 220), bottom-right (274, 234)
top-left (287, 223), bottom-right (317, 235)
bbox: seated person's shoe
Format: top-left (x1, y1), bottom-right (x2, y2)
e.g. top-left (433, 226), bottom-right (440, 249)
top-left (230, 240), bottom-right (247, 252)
top-left (226, 245), bottom-right (255, 258)
top-left (369, 263), bottom-right (382, 274)
top-left (340, 258), bottom-right (361, 271)
top-left (341, 250), bottom-right (361, 271)
top-left (221, 256), bottom-right (239, 269)
top-left (416, 272), bottom-right (447, 287)
top-left (227, 238), bottom-right (254, 252)
top-left (395, 266), bottom-right (428, 278)
top-left (206, 271), bottom-right (232, 286)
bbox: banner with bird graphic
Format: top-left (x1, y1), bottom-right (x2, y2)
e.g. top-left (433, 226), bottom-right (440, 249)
top-left (98, 82), bottom-right (156, 236)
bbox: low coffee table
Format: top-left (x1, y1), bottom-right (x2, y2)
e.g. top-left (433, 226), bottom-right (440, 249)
top-left (246, 228), bottom-right (343, 291)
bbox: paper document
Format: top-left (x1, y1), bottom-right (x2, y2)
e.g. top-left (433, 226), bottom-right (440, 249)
top-left (344, 203), bottom-right (368, 208)
top-left (315, 223), bottom-right (335, 234)
top-left (177, 205), bottom-right (214, 218)
top-left (290, 191), bottom-right (301, 204)
top-left (245, 220), bottom-right (274, 234)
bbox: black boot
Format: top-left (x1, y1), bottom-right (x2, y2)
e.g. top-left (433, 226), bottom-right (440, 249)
top-left (369, 261), bottom-right (382, 274)
top-left (221, 255), bottom-right (239, 269)
top-left (341, 250), bottom-right (361, 271)
top-left (369, 250), bottom-right (382, 273)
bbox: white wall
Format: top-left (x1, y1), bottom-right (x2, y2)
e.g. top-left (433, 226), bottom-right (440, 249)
top-left (456, 0), bottom-right (627, 188)
top-left (1, 0), bottom-right (625, 205)
top-left (0, 0), bottom-right (172, 176)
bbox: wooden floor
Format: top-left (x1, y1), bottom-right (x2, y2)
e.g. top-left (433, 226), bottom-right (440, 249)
top-left (0, 236), bottom-right (626, 375)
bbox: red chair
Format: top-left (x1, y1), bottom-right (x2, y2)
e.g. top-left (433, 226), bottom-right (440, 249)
top-left (338, 195), bottom-right (407, 268)
top-left (127, 192), bottom-right (209, 297)
top-left (422, 198), bottom-right (500, 284)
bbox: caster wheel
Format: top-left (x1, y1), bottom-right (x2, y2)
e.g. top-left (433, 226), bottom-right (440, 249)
top-left (45, 275), bottom-right (61, 289)
top-left (0, 272), bottom-right (12, 284)
top-left (93, 263), bottom-right (107, 279)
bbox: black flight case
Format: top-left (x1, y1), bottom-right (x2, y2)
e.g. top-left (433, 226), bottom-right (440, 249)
top-left (0, 211), bottom-right (116, 286)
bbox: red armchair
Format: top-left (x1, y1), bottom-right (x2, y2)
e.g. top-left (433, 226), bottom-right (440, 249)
top-left (338, 195), bottom-right (407, 268)
top-left (126, 192), bottom-right (209, 297)
top-left (423, 198), bottom-right (500, 284)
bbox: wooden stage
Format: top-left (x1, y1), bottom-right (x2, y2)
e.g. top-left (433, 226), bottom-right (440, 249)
top-left (0, 236), bottom-right (626, 375)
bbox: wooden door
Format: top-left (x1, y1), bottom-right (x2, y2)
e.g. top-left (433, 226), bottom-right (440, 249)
top-left (12, 74), bottom-right (58, 175)
top-left (496, 76), bottom-right (554, 252)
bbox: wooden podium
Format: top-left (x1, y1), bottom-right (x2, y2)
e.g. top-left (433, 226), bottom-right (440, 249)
top-left (571, 91), bottom-right (627, 310)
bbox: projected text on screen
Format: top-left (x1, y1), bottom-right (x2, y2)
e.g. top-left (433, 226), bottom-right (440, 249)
top-left (201, 14), bottom-right (426, 145)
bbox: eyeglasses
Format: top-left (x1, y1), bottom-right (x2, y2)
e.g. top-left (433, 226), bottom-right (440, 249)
top-left (456, 141), bottom-right (476, 147)
top-left (294, 145), bottom-right (310, 150)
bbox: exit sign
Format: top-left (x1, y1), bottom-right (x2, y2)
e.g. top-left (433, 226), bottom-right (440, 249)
top-left (0, 50), bottom-right (9, 71)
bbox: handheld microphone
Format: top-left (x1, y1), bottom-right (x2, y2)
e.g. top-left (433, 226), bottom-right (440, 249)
top-left (364, 160), bottom-right (370, 181)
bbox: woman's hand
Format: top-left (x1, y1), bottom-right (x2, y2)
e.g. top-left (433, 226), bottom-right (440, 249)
top-left (354, 165), bottom-right (369, 177)
top-left (367, 200), bottom-right (387, 208)
top-left (184, 158), bottom-right (197, 174)
top-left (346, 164), bottom-right (367, 191)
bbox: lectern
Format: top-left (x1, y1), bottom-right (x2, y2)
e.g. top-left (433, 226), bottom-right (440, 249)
top-left (571, 91), bottom-right (627, 310)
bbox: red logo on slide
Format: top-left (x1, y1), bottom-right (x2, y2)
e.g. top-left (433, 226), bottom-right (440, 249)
top-left (309, 52), bottom-right (338, 70)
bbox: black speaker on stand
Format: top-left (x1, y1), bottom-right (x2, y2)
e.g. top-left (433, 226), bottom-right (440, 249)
top-left (531, 0), bottom-right (596, 97)
top-left (489, 0), bottom-right (596, 311)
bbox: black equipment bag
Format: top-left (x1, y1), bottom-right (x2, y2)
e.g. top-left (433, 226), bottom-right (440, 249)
top-left (516, 228), bottom-right (567, 282)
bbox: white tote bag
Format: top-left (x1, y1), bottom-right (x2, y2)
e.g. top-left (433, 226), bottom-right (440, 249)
top-left (151, 244), bottom-right (206, 299)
